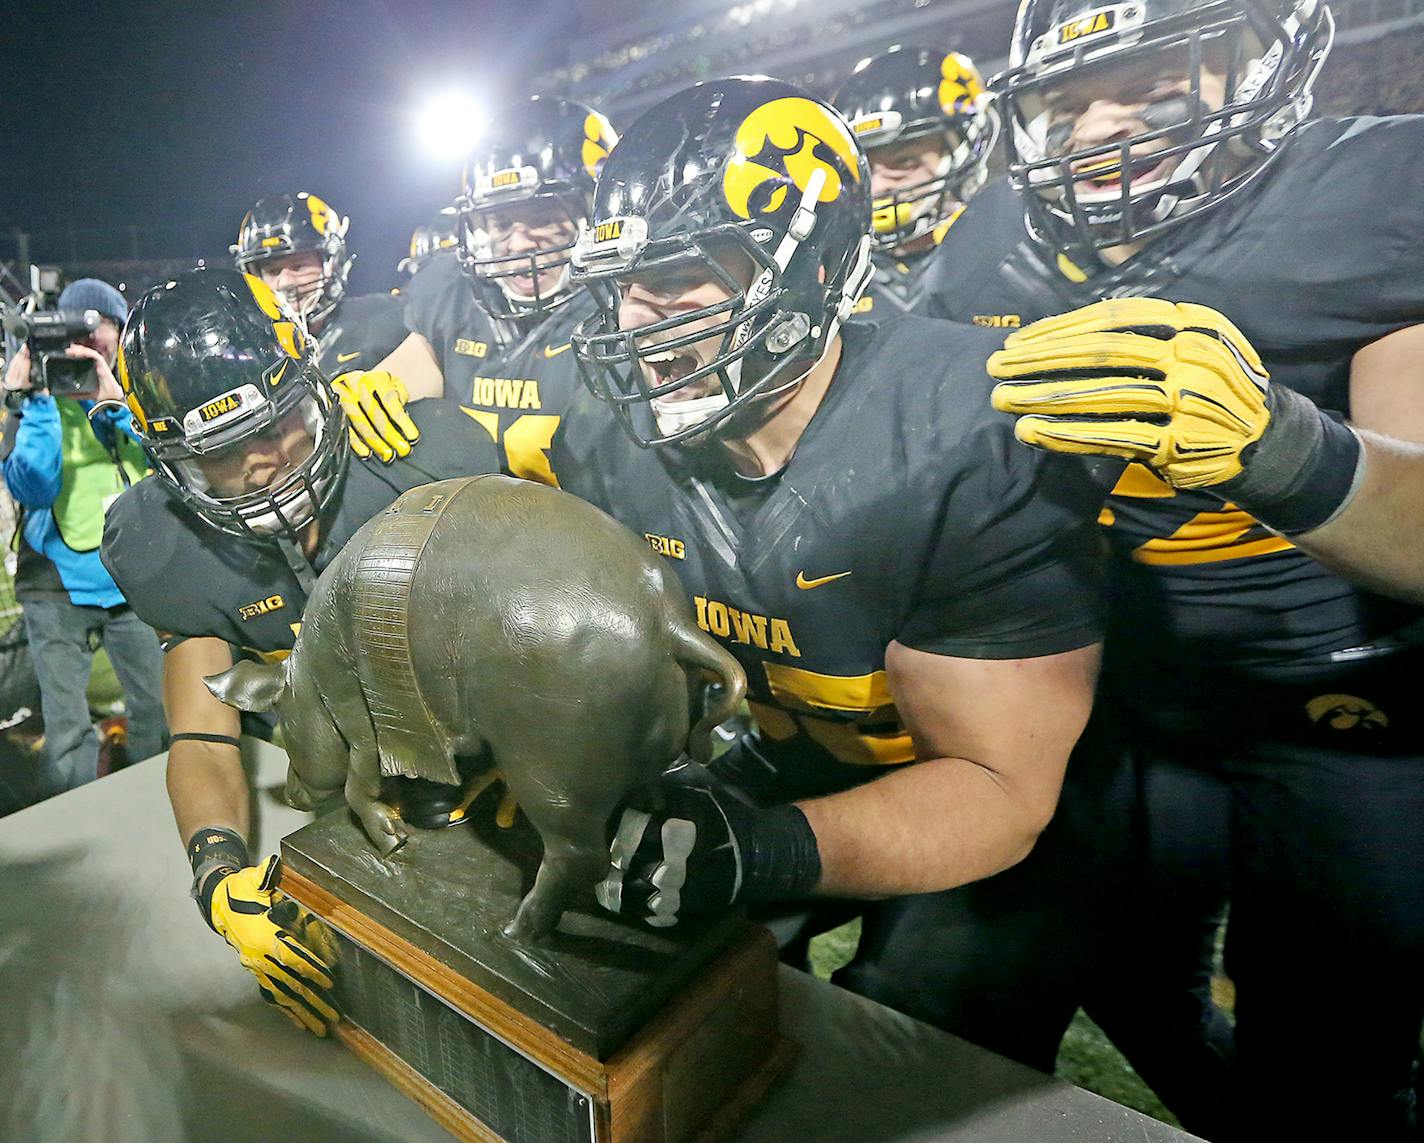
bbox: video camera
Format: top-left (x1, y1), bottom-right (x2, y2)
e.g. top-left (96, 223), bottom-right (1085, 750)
top-left (1, 266), bottom-right (103, 396)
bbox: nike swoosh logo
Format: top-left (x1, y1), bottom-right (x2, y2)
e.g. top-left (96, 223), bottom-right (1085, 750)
top-left (796, 570), bottom-right (852, 590)
top-left (336, 351), bottom-right (361, 363)
top-left (544, 343), bottom-right (572, 358)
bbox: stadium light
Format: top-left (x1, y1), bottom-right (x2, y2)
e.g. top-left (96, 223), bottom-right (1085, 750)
top-left (416, 90), bottom-right (487, 162)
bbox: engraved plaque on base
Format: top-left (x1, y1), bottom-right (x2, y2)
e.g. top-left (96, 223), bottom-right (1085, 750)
top-left (278, 804), bottom-right (795, 1143)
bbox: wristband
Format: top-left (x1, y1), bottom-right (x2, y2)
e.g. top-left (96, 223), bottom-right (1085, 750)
top-left (1221, 384), bottom-right (1365, 536)
top-left (736, 802), bottom-right (822, 902)
top-left (187, 826), bottom-right (250, 929)
top-left (170, 732), bottom-right (242, 749)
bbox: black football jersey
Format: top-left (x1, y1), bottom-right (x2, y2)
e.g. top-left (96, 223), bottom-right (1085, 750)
top-left (925, 116), bottom-right (1424, 680)
top-left (552, 317), bottom-right (1113, 798)
top-left (101, 401), bottom-right (497, 659)
top-left (852, 187), bottom-right (1028, 324)
top-left (313, 292), bottom-right (411, 376)
top-left (402, 259), bottom-right (593, 485)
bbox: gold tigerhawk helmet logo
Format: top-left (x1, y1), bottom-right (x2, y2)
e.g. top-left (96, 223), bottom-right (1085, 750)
top-left (723, 96), bottom-right (862, 220)
top-left (242, 274), bottom-right (306, 362)
top-left (582, 112), bottom-right (617, 180)
top-left (302, 192), bottom-right (335, 236)
top-left (939, 52), bottom-right (985, 115)
top-left (1304, 694), bottom-right (1390, 731)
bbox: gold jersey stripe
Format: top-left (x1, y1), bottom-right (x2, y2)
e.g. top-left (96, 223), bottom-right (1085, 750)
top-left (1132, 506), bottom-right (1295, 566)
top-left (762, 662), bottom-right (893, 713)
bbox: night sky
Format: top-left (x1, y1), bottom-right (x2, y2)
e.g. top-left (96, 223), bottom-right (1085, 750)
top-left (1, 1), bottom-right (578, 295)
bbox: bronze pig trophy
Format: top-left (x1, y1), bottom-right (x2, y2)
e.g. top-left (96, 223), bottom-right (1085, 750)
top-left (204, 475), bottom-right (746, 942)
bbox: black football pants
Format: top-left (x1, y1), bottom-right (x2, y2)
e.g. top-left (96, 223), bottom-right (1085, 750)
top-left (1086, 651), bottom-right (1424, 1142)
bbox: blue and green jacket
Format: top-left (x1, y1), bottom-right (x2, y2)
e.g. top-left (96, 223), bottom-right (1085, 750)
top-left (2, 394), bottom-right (147, 607)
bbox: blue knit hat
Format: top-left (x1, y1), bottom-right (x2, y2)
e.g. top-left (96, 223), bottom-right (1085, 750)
top-left (57, 278), bottom-right (128, 326)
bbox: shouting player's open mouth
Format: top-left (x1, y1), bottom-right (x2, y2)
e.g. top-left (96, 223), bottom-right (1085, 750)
top-left (507, 258), bottom-right (569, 304)
top-left (1071, 148), bottom-right (1175, 198)
top-left (638, 336), bottom-right (721, 401)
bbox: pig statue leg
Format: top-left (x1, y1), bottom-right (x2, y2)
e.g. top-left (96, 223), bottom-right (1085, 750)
top-left (504, 820), bottom-right (611, 942)
top-left (343, 741), bottom-right (410, 855)
top-left (498, 760), bottom-right (615, 942)
top-left (323, 686), bottom-right (410, 855)
top-left (280, 664), bottom-right (352, 813)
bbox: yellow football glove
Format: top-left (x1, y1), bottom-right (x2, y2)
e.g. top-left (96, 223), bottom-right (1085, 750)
top-left (331, 370), bottom-right (420, 463)
top-left (987, 298), bottom-right (1272, 489)
top-left (208, 857), bottom-right (340, 1037)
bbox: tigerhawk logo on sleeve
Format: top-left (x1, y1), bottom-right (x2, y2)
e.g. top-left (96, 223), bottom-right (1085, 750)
top-left (1305, 694), bottom-right (1389, 731)
top-left (723, 97), bottom-right (861, 220)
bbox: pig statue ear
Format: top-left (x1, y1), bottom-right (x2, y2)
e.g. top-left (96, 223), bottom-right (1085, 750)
top-left (204, 659), bottom-right (288, 713)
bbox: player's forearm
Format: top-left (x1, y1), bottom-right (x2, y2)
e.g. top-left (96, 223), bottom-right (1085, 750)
top-left (166, 741), bottom-right (250, 847)
top-left (1289, 430), bottom-right (1424, 606)
top-left (797, 754), bottom-right (1055, 898)
top-left (374, 332), bottom-right (444, 401)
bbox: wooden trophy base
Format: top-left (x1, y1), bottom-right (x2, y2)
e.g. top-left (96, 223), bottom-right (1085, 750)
top-left (278, 803), bottom-right (795, 1143)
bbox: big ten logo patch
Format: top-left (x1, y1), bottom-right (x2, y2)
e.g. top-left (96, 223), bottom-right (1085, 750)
top-left (644, 533), bottom-right (685, 560)
top-left (239, 594), bottom-right (285, 621)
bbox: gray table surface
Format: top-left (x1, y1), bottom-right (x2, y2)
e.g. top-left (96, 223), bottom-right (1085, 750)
top-left (0, 744), bottom-right (1201, 1143)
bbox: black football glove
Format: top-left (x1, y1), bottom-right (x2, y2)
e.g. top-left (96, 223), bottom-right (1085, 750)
top-left (596, 766), bottom-right (821, 928)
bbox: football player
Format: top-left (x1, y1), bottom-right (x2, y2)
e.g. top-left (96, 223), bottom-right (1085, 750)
top-left (369, 96), bottom-right (618, 484)
top-left (928, 1), bottom-right (1424, 1137)
top-left (100, 268), bottom-right (497, 1037)
top-left (232, 192), bottom-right (416, 464)
top-left (833, 46), bottom-right (1016, 318)
top-left (554, 77), bottom-right (1147, 1056)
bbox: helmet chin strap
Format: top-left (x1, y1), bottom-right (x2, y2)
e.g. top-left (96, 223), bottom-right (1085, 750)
top-left (652, 390), bottom-right (733, 438)
top-left (275, 535), bottom-right (317, 595)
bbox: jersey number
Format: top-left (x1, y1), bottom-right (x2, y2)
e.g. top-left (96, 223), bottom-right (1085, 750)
top-left (1105, 463), bottom-right (1293, 566)
top-left (463, 409), bottom-right (561, 487)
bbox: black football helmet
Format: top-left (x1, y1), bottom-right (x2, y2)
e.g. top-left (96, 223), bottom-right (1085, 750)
top-left (995, 0), bottom-right (1333, 258)
top-left (456, 95), bottom-right (618, 326)
top-left (398, 210), bottom-right (459, 276)
top-left (570, 76), bottom-right (873, 448)
top-left (118, 268), bottom-right (346, 543)
top-left (231, 192), bottom-right (352, 327)
top-left (835, 46), bottom-right (999, 251)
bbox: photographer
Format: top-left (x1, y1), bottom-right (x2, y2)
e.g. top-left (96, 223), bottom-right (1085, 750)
top-left (2, 278), bottom-right (165, 802)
